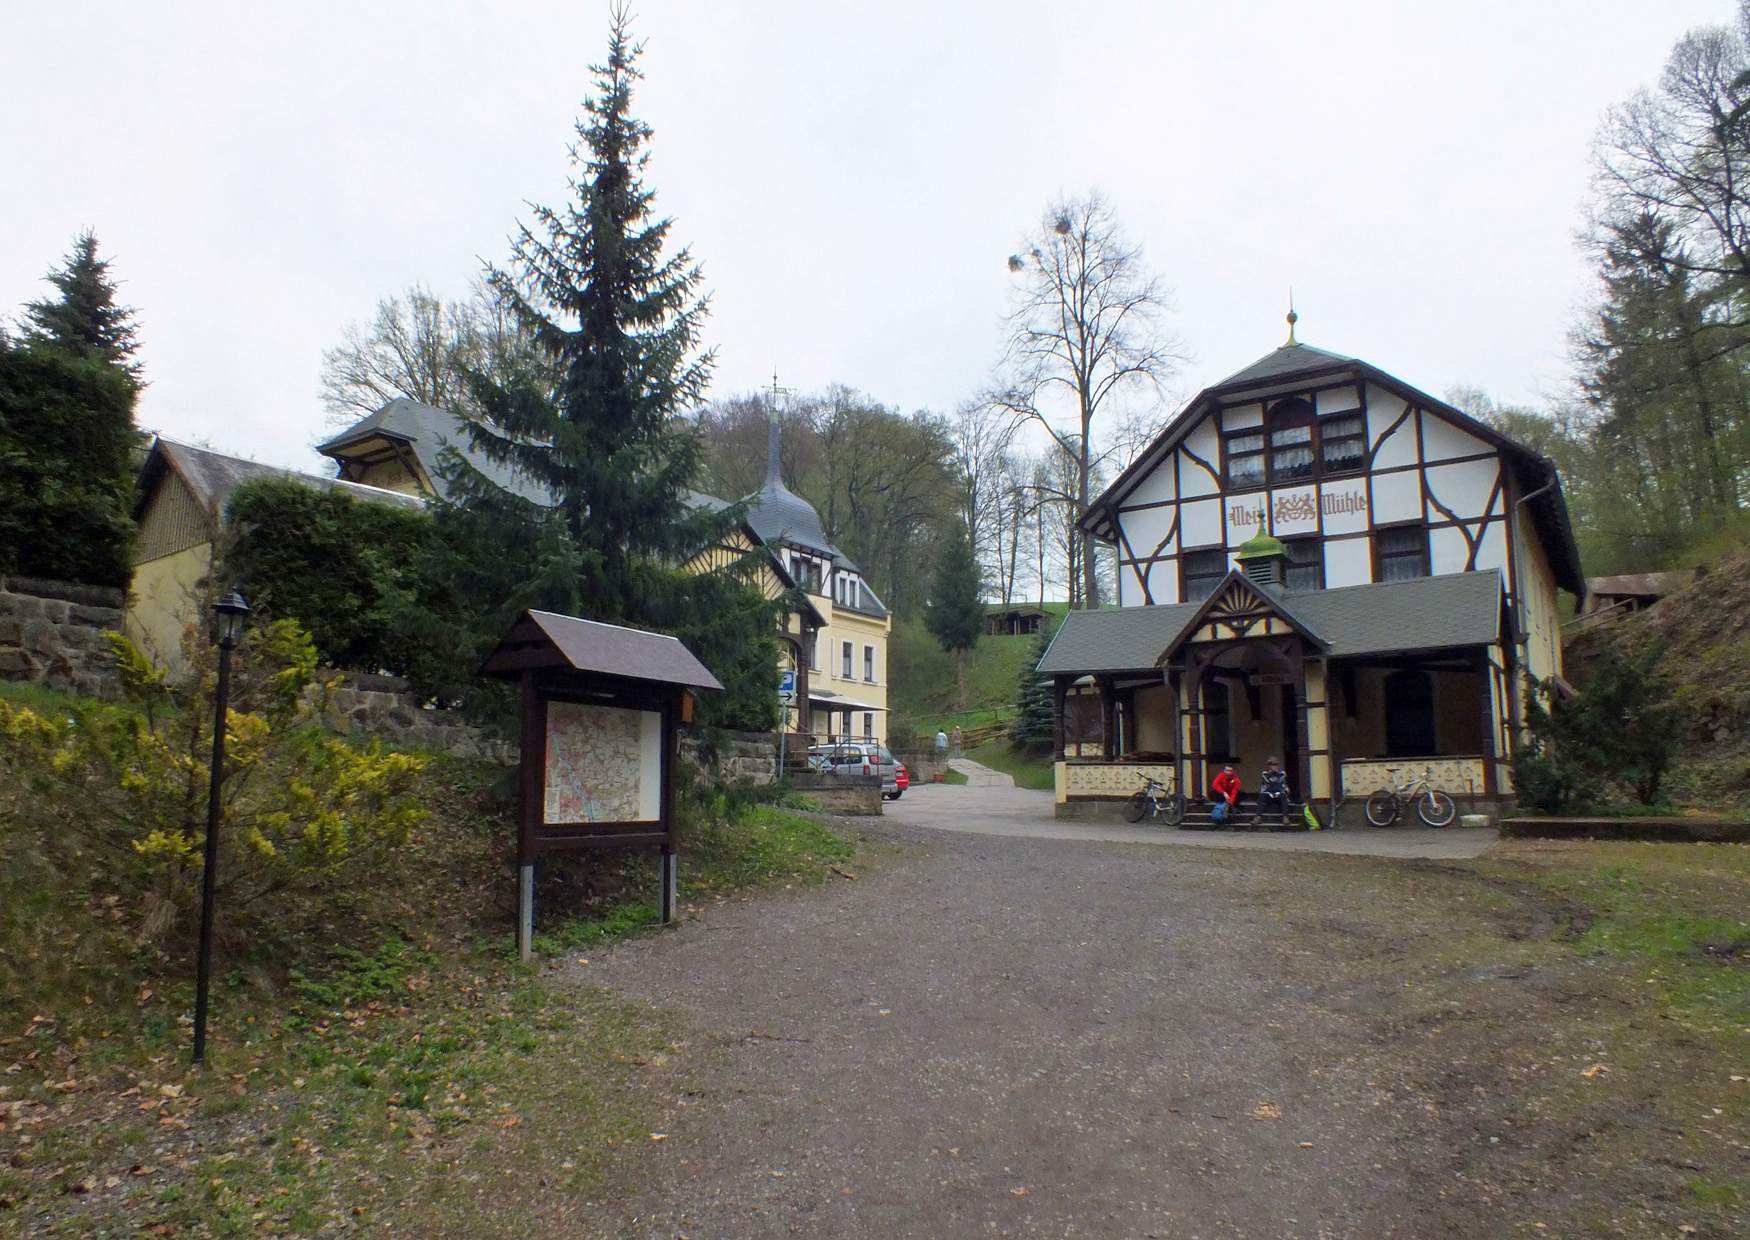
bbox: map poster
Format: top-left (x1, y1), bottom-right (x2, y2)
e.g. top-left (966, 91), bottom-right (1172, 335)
top-left (543, 701), bottom-right (664, 825)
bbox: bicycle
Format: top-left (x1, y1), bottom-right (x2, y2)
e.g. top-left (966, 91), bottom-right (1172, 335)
top-left (1363, 765), bottom-right (1457, 828)
top-left (1124, 775), bottom-right (1186, 827)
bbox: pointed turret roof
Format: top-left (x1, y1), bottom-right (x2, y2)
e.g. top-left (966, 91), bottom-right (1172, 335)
top-left (741, 409), bottom-right (842, 562)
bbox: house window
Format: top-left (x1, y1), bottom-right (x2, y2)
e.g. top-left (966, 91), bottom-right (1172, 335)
top-left (1283, 538), bottom-right (1324, 591)
top-left (841, 641), bottom-right (853, 678)
top-left (1223, 429), bottom-right (1266, 488)
top-left (863, 712), bottom-right (874, 739)
top-left (1375, 524), bottom-right (1430, 582)
top-left (1384, 669), bottom-right (1436, 756)
top-left (1320, 412), bottom-right (1367, 473)
top-left (863, 645), bottom-right (875, 682)
top-left (1182, 548), bottom-right (1228, 601)
top-left (842, 709), bottom-right (853, 738)
top-left (1268, 399), bottom-right (1317, 482)
top-left (810, 632), bottom-right (821, 671)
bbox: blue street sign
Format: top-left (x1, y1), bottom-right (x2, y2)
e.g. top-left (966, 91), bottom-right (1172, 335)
top-left (778, 670), bottom-right (796, 696)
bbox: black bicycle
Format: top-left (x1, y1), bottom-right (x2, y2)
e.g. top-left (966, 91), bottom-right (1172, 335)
top-left (1124, 775), bottom-right (1186, 826)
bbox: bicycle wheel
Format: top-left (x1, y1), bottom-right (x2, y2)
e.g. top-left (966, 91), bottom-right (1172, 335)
top-left (1364, 789), bottom-right (1399, 827)
top-left (1162, 792), bottom-right (1186, 827)
top-left (1124, 792), bottom-right (1148, 823)
top-left (1417, 789), bottom-right (1456, 827)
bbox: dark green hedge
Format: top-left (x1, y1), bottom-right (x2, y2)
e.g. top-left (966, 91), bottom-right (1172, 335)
top-left (0, 343), bottom-right (135, 587)
top-left (222, 478), bottom-right (432, 678)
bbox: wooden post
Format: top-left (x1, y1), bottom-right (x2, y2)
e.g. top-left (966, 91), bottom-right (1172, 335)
top-left (517, 671), bottom-right (541, 962)
top-left (1290, 642), bottom-right (1312, 808)
top-left (1184, 652), bottom-right (1206, 800)
top-left (1477, 649), bottom-right (1499, 797)
top-left (661, 693), bottom-right (679, 925)
top-left (1052, 676), bottom-right (1067, 760)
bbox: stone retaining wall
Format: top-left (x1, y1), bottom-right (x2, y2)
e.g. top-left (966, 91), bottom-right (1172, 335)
top-left (680, 731), bottom-right (779, 786)
top-left (0, 576), bottom-right (126, 701)
top-left (790, 772), bottom-right (883, 816)
top-left (319, 672), bottom-right (514, 763)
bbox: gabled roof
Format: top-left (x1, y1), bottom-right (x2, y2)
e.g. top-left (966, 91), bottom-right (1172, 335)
top-left (1155, 570), bottom-right (1328, 665)
top-left (480, 609), bottom-right (723, 692)
top-left (317, 397), bottom-right (545, 504)
top-left (1082, 340), bottom-right (1585, 596)
top-left (136, 436), bottom-right (425, 524)
top-left (1036, 570), bottom-right (1506, 674)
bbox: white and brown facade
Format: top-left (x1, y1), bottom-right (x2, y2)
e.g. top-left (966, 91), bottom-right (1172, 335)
top-left (1041, 336), bottom-right (1584, 821)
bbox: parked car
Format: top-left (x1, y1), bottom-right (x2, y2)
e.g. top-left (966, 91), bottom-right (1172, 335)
top-left (807, 741), bottom-right (900, 798)
top-left (892, 762), bottom-right (908, 799)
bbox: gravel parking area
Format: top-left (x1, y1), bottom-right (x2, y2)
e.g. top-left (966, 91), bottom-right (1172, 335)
top-left (570, 816), bottom-right (1526, 1238)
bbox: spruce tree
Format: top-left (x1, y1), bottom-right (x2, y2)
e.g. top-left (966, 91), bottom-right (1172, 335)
top-left (419, 7), bottom-right (779, 730)
top-left (23, 232), bottom-right (142, 380)
top-left (448, 8), bottom-right (718, 621)
top-left (1010, 626), bottom-right (1056, 749)
top-left (925, 524), bottom-right (984, 709)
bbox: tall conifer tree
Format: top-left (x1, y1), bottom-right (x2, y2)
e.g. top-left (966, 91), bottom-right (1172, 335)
top-left (448, 6), bottom-right (720, 623)
top-left (22, 232), bottom-right (142, 380)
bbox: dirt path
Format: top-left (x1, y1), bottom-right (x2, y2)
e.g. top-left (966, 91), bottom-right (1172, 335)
top-left (571, 821), bottom-right (1518, 1238)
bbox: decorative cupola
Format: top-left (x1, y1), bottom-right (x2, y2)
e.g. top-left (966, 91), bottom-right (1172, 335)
top-left (1235, 531), bottom-right (1289, 589)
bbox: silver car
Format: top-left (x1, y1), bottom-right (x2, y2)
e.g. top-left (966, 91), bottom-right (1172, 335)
top-left (808, 742), bottom-right (901, 798)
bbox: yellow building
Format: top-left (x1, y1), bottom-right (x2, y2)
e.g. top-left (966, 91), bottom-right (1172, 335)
top-left (317, 399), bottom-right (891, 743)
top-left (125, 437), bottom-right (424, 677)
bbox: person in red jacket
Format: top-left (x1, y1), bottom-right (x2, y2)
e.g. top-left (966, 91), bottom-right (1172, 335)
top-left (1210, 764), bottom-right (1242, 824)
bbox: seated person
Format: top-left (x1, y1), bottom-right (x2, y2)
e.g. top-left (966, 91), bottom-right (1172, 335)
top-left (1209, 764), bottom-right (1242, 825)
top-left (1256, 756), bottom-right (1290, 828)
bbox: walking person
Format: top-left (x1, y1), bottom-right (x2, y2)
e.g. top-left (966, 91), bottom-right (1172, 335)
top-left (951, 725), bottom-right (963, 757)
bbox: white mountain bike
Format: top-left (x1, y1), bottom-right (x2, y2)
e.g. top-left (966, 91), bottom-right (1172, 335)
top-left (1363, 765), bottom-right (1457, 828)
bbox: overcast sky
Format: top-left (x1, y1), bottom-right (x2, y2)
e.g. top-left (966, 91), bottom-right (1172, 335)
top-left (1, 0), bottom-right (1732, 474)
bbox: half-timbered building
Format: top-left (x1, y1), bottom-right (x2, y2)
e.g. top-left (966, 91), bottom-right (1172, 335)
top-left (1038, 326), bottom-right (1584, 822)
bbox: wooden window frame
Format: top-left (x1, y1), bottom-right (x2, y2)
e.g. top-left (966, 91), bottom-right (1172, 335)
top-left (1282, 536), bottom-right (1325, 591)
top-left (1373, 522), bottom-right (1430, 582)
top-left (1220, 397), bottom-right (1370, 490)
top-left (863, 644), bottom-right (875, 683)
top-left (840, 640), bottom-right (853, 678)
top-left (1181, 545), bottom-right (1229, 602)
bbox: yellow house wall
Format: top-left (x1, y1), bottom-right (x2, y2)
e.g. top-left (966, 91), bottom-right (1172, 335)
top-left (125, 541), bottom-right (212, 679)
top-left (1305, 662), bottom-right (1332, 800)
top-left (814, 603), bottom-right (890, 740)
top-left (1133, 684), bottom-right (1175, 753)
top-left (351, 459), bottom-right (427, 496)
top-left (1510, 494), bottom-right (1566, 687)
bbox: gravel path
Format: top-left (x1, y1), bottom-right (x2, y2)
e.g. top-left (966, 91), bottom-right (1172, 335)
top-left (891, 781), bottom-right (1498, 860)
top-left (574, 818), bottom-right (1488, 1238)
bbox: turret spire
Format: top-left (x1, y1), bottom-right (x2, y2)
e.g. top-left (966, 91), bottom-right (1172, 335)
top-left (1283, 290), bottom-right (1299, 348)
top-left (765, 369), bottom-right (791, 489)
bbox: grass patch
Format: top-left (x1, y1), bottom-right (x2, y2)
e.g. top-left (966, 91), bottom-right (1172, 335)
top-left (1, 683), bottom-right (861, 1237)
top-left (942, 766), bottom-right (969, 785)
top-left (963, 740), bottom-right (1056, 790)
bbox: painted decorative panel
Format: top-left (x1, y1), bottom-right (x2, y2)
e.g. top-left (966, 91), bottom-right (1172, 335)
top-left (1063, 761), bottom-right (1177, 798)
top-left (1339, 756), bottom-right (1488, 800)
top-left (1227, 498), bottom-right (1268, 545)
top-left (1371, 470), bottom-right (1421, 524)
top-left (1269, 484), bottom-right (1320, 536)
top-left (1319, 480), bottom-right (1370, 535)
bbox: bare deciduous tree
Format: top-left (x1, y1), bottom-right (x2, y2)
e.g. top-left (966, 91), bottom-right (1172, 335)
top-left (993, 191), bottom-right (1179, 607)
top-left (318, 280), bottom-right (545, 425)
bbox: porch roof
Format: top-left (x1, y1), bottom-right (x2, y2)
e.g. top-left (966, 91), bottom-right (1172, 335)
top-left (1036, 571), bottom-right (1506, 675)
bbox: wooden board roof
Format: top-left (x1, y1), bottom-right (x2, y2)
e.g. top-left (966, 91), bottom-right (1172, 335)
top-left (480, 610), bottom-right (724, 692)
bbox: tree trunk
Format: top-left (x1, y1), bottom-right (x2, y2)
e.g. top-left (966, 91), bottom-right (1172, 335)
top-left (956, 648), bottom-right (969, 711)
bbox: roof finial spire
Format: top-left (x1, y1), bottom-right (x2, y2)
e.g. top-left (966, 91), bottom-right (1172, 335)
top-left (765, 369), bottom-right (793, 489)
top-left (1283, 289), bottom-right (1298, 348)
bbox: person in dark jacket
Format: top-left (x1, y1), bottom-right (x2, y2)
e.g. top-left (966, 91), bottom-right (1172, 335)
top-left (1256, 756), bottom-right (1290, 829)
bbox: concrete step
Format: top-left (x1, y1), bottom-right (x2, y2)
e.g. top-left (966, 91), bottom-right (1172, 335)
top-left (1178, 802), bottom-right (1309, 831)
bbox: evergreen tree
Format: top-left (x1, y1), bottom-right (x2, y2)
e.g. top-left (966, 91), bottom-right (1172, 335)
top-left (413, 8), bottom-right (780, 731)
top-left (1009, 625), bottom-right (1056, 749)
top-left (22, 232), bottom-right (142, 379)
top-left (925, 524), bottom-right (984, 709)
top-left (447, 9), bottom-right (719, 617)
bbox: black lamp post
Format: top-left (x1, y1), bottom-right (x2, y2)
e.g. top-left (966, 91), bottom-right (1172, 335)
top-left (192, 588), bottom-right (249, 1066)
